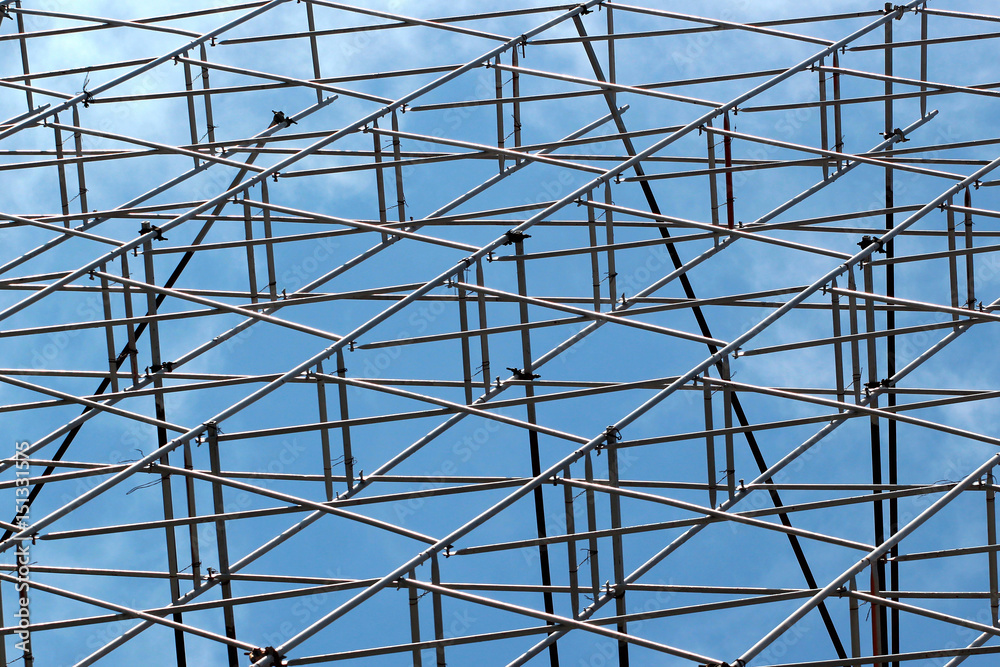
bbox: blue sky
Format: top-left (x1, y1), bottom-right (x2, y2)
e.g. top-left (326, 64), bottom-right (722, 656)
top-left (3, 1), bottom-right (1000, 665)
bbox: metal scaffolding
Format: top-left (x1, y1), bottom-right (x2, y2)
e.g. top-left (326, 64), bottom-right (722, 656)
top-left (2, 0), bottom-right (1000, 665)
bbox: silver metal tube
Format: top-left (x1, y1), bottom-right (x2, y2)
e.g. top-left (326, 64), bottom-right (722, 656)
top-left (738, 452), bottom-right (1000, 664)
